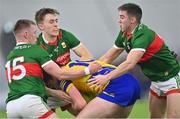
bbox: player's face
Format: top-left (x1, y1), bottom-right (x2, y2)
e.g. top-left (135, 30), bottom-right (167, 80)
top-left (41, 14), bottom-right (60, 37)
top-left (27, 25), bottom-right (38, 44)
top-left (118, 10), bottom-right (131, 32)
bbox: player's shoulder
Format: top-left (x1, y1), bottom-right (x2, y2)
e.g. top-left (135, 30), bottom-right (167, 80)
top-left (138, 23), bottom-right (154, 32)
top-left (61, 29), bottom-right (70, 33)
top-left (31, 44), bottom-right (48, 54)
top-left (60, 29), bottom-right (68, 35)
top-left (31, 44), bottom-right (41, 49)
top-left (61, 28), bottom-right (75, 37)
top-left (134, 23), bottom-right (154, 37)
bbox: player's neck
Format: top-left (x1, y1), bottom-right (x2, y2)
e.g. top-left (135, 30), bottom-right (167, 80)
top-left (16, 40), bottom-right (28, 45)
top-left (15, 36), bottom-right (28, 44)
top-left (43, 33), bottom-right (57, 42)
top-left (126, 23), bottom-right (139, 34)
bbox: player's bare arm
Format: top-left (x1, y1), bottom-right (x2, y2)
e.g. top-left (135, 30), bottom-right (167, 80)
top-left (88, 50), bottom-right (144, 86)
top-left (98, 46), bottom-right (124, 63)
top-left (45, 87), bottom-right (72, 104)
top-left (43, 61), bottom-right (101, 80)
top-left (73, 43), bottom-right (93, 60)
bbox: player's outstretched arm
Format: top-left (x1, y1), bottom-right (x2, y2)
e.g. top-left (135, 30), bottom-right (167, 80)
top-left (43, 61), bottom-right (101, 80)
top-left (98, 46), bottom-right (124, 63)
top-left (89, 50), bottom-right (144, 86)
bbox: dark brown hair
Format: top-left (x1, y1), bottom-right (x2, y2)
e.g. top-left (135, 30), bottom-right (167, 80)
top-left (118, 3), bottom-right (142, 23)
top-left (35, 8), bottom-right (59, 24)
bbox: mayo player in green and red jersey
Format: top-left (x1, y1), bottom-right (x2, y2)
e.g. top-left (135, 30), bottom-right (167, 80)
top-left (5, 19), bottom-right (100, 119)
top-left (35, 8), bottom-right (93, 115)
top-left (89, 3), bottom-right (180, 118)
top-left (35, 8), bottom-right (92, 65)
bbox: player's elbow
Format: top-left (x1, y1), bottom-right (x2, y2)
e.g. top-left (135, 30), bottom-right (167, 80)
top-left (125, 60), bottom-right (136, 70)
top-left (129, 63), bottom-right (136, 70)
top-left (58, 75), bottom-right (69, 80)
top-left (57, 69), bottom-right (72, 80)
top-left (73, 100), bottom-right (87, 112)
top-left (55, 71), bottom-right (67, 80)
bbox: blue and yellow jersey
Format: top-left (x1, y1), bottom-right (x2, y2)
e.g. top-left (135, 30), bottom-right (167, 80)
top-left (59, 60), bottom-right (116, 100)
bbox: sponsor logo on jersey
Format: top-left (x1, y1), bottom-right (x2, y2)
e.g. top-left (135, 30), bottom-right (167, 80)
top-left (56, 51), bottom-right (70, 65)
top-left (164, 71), bottom-right (169, 76)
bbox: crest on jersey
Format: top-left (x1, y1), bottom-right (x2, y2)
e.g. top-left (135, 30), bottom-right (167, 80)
top-left (164, 71), bottom-right (169, 76)
top-left (61, 42), bottom-right (66, 48)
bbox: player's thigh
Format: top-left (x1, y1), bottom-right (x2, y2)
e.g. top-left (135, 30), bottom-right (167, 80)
top-left (77, 97), bottom-right (133, 118)
top-left (6, 95), bottom-right (55, 119)
top-left (149, 93), bottom-right (166, 118)
top-left (167, 93), bottom-right (180, 118)
top-left (6, 99), bottom-right (21, 119)
top-left (21, 95), bottom-right (55, 118)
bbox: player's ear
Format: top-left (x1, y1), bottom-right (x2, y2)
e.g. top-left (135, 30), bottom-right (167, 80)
top-left (23, 31), bottom-right (28, 39)
top-left (130, 16), bottom-right (136, 24)
top-left (37, 23), bottom-right (44, 31)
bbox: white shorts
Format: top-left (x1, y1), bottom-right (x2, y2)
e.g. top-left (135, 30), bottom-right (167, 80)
top-left (47, 96), bottom-right (69, 109)
top-left (6, 94), bottom-right (53, 119)
top-left (150, 72), bottom-right (180, 98)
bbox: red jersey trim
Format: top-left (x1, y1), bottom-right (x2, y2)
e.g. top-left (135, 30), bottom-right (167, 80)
top-left (166, 89), bottom-right (180, 95)
top-left (139, 33), bottom-right (164, 62)
top-left (24, 63), bottom-right (43, 78)
top-left (150, 89), bottom-right (166, 99)
top-left (40, 42), bottom-right (48, 50)
top-left (7, 63), bottom-right (43, 79)
top-left (38, 110), bottom-right (54, 119)
top-left (126, 33), bottom-right (133, 40)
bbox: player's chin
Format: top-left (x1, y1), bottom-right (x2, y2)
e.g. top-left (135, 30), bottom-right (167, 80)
top-left (51, 31), bottom-right (59, 36)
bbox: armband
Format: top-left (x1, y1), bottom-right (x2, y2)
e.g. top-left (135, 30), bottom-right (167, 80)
top-left (84, 67), bottom-right (90, 75)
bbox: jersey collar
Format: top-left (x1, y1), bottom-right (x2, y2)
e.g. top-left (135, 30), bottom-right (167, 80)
top-left (42, 30), bottom-right (62, 46)
top-left (16, 42), bottom-right (28, 45)
top-left (125, 24), bottom-right (139, 40)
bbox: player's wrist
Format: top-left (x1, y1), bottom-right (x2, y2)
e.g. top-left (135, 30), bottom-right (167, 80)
top-left (84, 67), bottom-right (90, 75)
top-left (106, 74), bottom-right (112, 81)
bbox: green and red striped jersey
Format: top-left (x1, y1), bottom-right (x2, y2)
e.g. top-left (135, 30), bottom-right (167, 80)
top-left (115, 23), bottom-right (180, 81)
top-left (37, 29), bottom-right (80, 66)
top-left (5, 44), bottom-right (51, 103)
